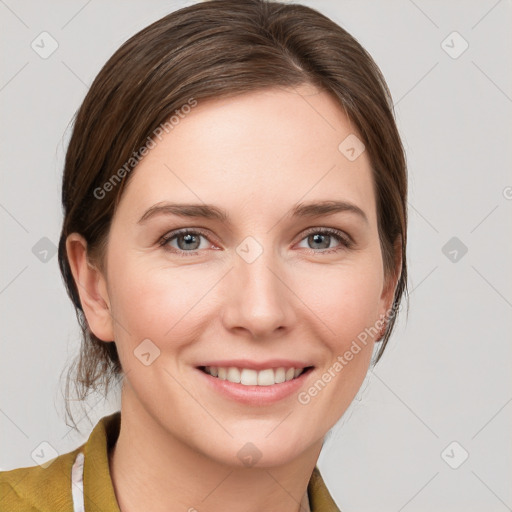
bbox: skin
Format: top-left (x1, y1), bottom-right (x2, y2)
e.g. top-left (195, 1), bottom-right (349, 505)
top-left (67, 84), bottom-right (400, 512)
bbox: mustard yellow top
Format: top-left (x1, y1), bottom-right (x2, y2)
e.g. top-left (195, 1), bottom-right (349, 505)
top-left (0, 412), bottom-right (341, 511)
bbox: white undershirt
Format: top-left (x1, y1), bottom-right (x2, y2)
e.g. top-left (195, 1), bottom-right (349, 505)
top-left (71, 452), bottom-right (85, 512)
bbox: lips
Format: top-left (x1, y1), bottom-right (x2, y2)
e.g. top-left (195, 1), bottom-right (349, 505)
top-left (196, 362), bottom-right (315, 405)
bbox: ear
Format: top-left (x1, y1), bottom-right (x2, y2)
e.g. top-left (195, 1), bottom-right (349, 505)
top-left (66, 233), bottom-right (115, 342)
top-left (376, 236), bottom-right (403, 341)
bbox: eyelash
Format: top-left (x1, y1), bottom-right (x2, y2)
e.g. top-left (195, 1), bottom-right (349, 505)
top-left (158, 227), bottom-right (353, 257)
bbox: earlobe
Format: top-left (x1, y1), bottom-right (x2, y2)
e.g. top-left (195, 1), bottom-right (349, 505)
top-left (66, 233), bottom-right (114, 342)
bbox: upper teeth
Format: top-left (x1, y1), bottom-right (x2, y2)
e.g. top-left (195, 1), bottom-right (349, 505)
top-left (204, 366), bottom-right (304, 386)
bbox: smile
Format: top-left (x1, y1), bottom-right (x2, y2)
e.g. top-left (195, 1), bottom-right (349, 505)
top-left (199, 366), bottom-right (312, 386)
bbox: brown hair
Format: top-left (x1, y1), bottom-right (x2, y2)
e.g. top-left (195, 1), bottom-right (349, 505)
top-left (58, 0), bottom-right (407, 430)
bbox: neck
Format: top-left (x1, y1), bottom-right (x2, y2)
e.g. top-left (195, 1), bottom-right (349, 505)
top-left (109, 385), bottom-right (321, 512)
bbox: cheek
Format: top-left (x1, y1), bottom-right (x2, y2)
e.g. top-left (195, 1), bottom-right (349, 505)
top-left (107, 257), bottom-right (214, 347)
top-left (295, 258), bottom-right (384, 344)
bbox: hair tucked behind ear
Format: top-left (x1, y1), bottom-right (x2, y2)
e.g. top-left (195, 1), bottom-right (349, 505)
top-left (59, 0), bottom-right (407, 430)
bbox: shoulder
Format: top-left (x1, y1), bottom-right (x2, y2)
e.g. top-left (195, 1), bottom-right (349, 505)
top-left (0, 412), bottom-right (121, 512)
top-left (0, 446), bottom-right (82, 512)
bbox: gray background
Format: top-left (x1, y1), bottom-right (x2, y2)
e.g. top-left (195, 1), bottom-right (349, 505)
top-left (1, 0), bottom-right (511, 510)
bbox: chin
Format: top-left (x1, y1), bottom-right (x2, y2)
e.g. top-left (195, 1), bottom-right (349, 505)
top-left (209, 426), bottom-right (321, 469)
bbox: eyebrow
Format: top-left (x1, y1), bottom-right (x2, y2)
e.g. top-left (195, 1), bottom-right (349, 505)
top-left (137, 200), bottom-right (368, 225)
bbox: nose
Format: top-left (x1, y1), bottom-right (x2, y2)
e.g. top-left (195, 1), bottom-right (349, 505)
top-left (220, 245), bottom-right (297, 340)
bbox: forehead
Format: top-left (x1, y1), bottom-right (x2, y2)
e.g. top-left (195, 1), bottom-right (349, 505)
top-left (117, 85), bottom-right (377, 225)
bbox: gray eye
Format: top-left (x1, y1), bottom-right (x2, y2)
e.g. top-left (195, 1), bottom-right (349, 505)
top-left (307, 233), bottom-right (332, 250)
top-left (176, 233), bottom-right (202, 250)
top-left (163, 231), bottom-right (210, 252)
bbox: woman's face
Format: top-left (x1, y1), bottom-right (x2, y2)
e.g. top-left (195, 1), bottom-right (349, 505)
top-left (93, 84), bottom-right (397, 467)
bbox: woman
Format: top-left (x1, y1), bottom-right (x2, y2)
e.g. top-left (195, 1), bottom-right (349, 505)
top-left (0, 0), bottom-right (407, 510)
